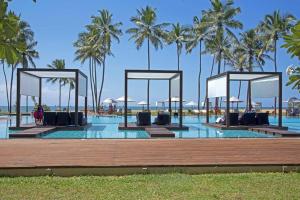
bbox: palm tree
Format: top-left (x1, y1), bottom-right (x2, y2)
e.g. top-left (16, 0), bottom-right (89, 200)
top-left (282, 21), bottom-right (300, 59)
top-left (201, 0), bottom-right (243, 113)
top-left (89, 9), bottom-right (122, 108)
top-left (67, 79), bottom-right (75, 111)
top-left (47, 59), bottom-right (66, 110)
top-left (167, 23), bottom-right (189, 70)
top-left (186, 16), bottom-right (207, 111)
top-left (259, 10), bottom-right (295, 115)
top-left (238, 29), bottom-right (272, 109)
top-left (74, 31), bottom-right (103, 111)
top-left (126, 6), bottom-right (169, 110)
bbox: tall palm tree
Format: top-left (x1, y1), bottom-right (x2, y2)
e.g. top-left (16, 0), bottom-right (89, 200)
top-left (201, 0), bottom-right (243, 113)
top-left (260, 11), bottom-right (295, 115)
top-left (67, 79), bottom-right (75, 111)
top-left (47, 59), bottom-right (66, 110)
top-left (74, 31), bottom-right (103, 111)
top-left (238, 29), bottom-right (272, 109)
top-left (282, 21), bottom-right (300, 60)
top-left (167, 23), bottom-right (189, 70)
top-left (186, 16), bottom-right (207, 111)
top-left (126, 6), bottom-right (169, 110)
top-left (89, 9), bottom-right (122, 108)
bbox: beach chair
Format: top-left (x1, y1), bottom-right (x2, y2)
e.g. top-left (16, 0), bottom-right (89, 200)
top-left (56, 112), bottom-right (70, 126)
top-left (43, 112), bottom-right (57, 126)
top-left (136, 112), bottom-right (151, 126)
top-left (154, 112), bottom-right (170, 125)
top-left (255, 112), bottom-right (269, 125)
top-left (70, 112), bottom-right (86, 126)
top-left (239, 112), bottom-right (256, 125)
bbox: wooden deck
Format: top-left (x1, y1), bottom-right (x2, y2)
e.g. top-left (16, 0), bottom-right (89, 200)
top-left (118, 123), bottom-right (189, 131)
top-left (250, 127), bottom-right (300, 137)
top-left (145, 128), bottom-right (175, 138)
top-left (0, 138), bottom-right (300, 176)
top-left (9, 127), bottom-right (56, 138)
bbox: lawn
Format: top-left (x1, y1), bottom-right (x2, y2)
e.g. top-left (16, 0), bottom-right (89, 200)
top-left (0, 173), bottom-right (299, 200)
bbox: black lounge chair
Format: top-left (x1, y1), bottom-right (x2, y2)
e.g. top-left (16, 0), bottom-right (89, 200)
top-left (154, 112), bottom-right (170, 125)
top-left (70, 112), bottom-right (86, 126)
top-left (222, 112), bottom-right (239, 126)
top-left (43, 112), bottom-right (57, 126)
top-left (136, 112), bottom-right (151, 126)
top-left (239, 112), bottom-right (256, 125)
top-left (56, 112), bottom-right (70, 126)
top-left (256, 112), bottom-right (269, 125)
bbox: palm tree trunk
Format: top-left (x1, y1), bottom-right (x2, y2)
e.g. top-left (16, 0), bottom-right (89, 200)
top-left (93, 59), bottom-right (98, 110)
top-left (68, 83), bottom-right (71, 111)
top-left (9, 64), bottom-right (15, 114)
top-left (274, 39), bottom-right (277, 116)
top-left (147, 37), bottom-right (150, 111)
top-left (2, 61), bottom-right (10, 112)
top-left (215, 50), bottom-right (222, 115)
top-left (59, 79), bottom-right (62, 110)
top-left (98, 55), bottom-right (106, 107)
top-left (237, 80), bottom-right (242, 109)
top-left (203, 55), bottom-right (215, 109)
top-left (177, 42), bottom-right (180, 71)
top-left (197, 40), bottom-right (202, 111)
top-left (89, 58), bottom-right (95, 112)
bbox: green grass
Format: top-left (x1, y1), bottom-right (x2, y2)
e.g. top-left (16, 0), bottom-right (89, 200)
top-left (0, 173), bottom-right (299, 200)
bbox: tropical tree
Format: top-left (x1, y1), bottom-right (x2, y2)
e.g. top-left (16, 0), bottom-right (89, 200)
top-left (282, 21), bottom-right (300, 60)
top-left (186, 16), bottom-right (207, 111)
top-left (89, 9), bottom-right (122, 107)
top-left (47, 59), bottom-right (66, 110)
top-left (259, 10), bottom-right (295, 115)
top-left (74, 31), bottom-right (103, 111)
top-left (237, 29), bottom-right (272, 109)
top-left (67, 79), bottom-right (75, 111)
top-left (126, 6), bottom-right (169, 109)
top-left (201, 0), bottom-right (243, 113)
top-left (283, 22), bottom-right (300, 94)
top-left (166, 23), bottom-right (189, 70)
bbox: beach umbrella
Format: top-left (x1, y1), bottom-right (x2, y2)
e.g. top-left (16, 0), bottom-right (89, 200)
top-left (137, 101), bottom-right (148, 110)
top-left (116, 96), bottom-right (135, 102)
top-left (223, 96), bottom-right (243, 110)
top-left (103, 98), bottom-right (117, 104)
top-left (185, 101), bottom-right (197, 109)
top-left (156, 100), bottom-right (165, 110)
top-left (165, 97), bottom-right (186, 111)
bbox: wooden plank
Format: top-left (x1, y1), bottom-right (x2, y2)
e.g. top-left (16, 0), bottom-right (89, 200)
top-left (0, 139), bottom-right (300, 169)
top-left (145, 128), bottom-right (175, 138)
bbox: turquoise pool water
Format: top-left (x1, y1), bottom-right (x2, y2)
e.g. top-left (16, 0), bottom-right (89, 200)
top-left (1, 115), bottom-right (300, 139)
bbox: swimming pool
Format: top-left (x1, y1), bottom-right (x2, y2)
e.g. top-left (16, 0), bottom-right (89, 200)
top-left (1, 115), bottom-right (300, 139)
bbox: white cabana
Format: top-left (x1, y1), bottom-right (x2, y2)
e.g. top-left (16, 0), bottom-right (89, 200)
top-left (206, 71), bottom-right (282, 127)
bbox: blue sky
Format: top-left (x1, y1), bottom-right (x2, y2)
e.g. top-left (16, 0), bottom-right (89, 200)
top-left (3, 0), bottom-right (300, 107)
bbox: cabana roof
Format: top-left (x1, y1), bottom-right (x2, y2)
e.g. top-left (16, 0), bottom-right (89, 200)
top-left (208, 71), bottom-right (280, 81)
top-left (126, 69), bottom-right (180, 80)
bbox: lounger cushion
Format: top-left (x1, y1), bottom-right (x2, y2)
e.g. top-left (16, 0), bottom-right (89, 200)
top-left (70, 112), bottom-right (86, 126)
top-left (155, 112), bottom-right (170, 125)
top-left (256, 113), bottom-right (269, 125)
top-left (56, 112), bottom-right (70, 126)
top-left (239, 112), bottom-right (256, 125)
top-left (43, 112), bottom-right (57, 126)
top-left (136, 112), bottom-right (151, 126)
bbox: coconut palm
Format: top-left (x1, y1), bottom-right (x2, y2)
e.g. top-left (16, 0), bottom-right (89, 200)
top-left (286, 67), bottom-right (300, 92)
top-left (282, 21), bottom-right (300, 59)
top-left (259, 10), bottom-right (295, 115)
top-left (238, 29), bottom-right (272, 109)
top-left (201, 0), bottom-right (242, 113)
top-left (47, 59), bottom-right (66, 110)
top-left (186, 16), bottom-right (207, 111)
top-left (126, 6), bottom-right (169, 110)
top-left (89, 9), bottom-right (122, 108)
top-left (66, 79), bottom-right (75, 111)
top-left (74, 31), bottom-right (103, 111)
top-left (166, 23), bottom-right (189, 70)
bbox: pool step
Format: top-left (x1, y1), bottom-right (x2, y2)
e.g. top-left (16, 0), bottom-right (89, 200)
top-left (145, 128), bottom-right (175, 138)
top-left (249, 127), bottom-right (300, 137)
top-left (9, 127), bottom-right (56, 138)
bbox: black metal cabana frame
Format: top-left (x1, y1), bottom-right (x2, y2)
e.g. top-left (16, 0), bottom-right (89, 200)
top-left (16, 68), bottom-right (88, 127)
top-left (124, 69), bottom-right (183, 128)
top-left (205, 71), bottom-right (282, 127)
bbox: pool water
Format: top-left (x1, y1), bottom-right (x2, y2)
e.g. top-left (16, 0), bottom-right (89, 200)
top-left (1, 115), bottom-right (299, 139)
